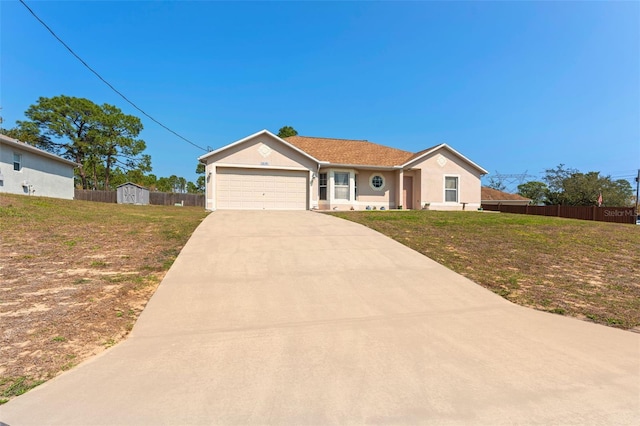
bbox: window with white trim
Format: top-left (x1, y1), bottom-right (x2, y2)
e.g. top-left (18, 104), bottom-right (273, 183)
top-left (445, 176), bottom-right (458, 202)
top-left (334, 172), bottom-right (349, 200)
top-left (319, 173), bottom-right (327, 200)
top-left (370, 174), bottom-right (385, 191)
top-left (13, 153), bottom-right (22, 171)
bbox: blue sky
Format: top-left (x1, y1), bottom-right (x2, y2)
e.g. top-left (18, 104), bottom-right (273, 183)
top-left (1, 1), bottom-right (638, 188)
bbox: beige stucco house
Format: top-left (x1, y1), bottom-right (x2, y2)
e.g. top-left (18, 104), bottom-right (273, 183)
top-left (198, 130), bottom-right (488, 211)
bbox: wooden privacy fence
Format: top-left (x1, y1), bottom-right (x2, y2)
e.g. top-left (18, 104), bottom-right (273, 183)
top-left (482, 204), bottom-right (637, 224)
top-left (75, 189), bottom-right (204, 207)
top-left (148, 192), bottom-right (204, 207)
top-left (74, 189), bottom-right (117, 203)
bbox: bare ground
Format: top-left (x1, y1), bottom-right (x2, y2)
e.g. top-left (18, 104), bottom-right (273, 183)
top-left (0, 194), bottom-right (208, 401)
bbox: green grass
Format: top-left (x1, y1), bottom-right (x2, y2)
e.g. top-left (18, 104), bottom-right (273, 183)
top-left (0, 194), bottom-right (208, 280)
top-left (0, 193), bottom-right (209, 402)
top-left (63, 239), bottom-right (78, 247)
top-left (0, 377), bottom-right (46, 402)
top-left (60, 361), bottom-right (76, 371)
top-left (331, 210), bottom-right (640, 330)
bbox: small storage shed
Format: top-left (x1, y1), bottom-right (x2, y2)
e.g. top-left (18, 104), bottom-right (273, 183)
top-left (117, 182), bottom-right (149, 205)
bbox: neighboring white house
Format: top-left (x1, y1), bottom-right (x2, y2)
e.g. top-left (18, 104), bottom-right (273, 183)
top-left (199, 129), bottom-right (488, 211)
top-left (0, 133), bottom-right (76, 199)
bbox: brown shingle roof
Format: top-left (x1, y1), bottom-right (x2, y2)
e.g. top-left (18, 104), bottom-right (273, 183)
top-left (481, 187), bottom-right (531, 201)
top-left (284, 135), bottom-right (413, 167)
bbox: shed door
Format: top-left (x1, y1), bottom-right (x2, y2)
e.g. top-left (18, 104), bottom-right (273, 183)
top-left (123, 186), bottom-right (136, 204)
top-left (216, 168), bottom-right (308, 210)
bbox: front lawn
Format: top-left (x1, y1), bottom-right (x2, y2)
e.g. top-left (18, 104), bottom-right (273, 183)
top-left (331, 210), bottom-right (640, 330)
top-left (0, 194), bottom-right (208, 402)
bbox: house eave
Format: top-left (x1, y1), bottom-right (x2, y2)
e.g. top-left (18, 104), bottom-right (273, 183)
top-left (0, 134), bottom-right (78, 167)
top-left (320, 163), bottom-right (402, 171)
top-left (402, 143), bottom-right (489, 175)
top-left (198, 129), bottom-right (322, 165)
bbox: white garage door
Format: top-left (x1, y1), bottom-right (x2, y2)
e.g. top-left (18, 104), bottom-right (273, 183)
top-left (216, 168), bottom-right (308, 210)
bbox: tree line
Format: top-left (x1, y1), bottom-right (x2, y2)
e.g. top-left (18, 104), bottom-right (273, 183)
top-left (1, 95), bottom-right (203, 193)
top-left (509, 165), bottom-right (634, 207)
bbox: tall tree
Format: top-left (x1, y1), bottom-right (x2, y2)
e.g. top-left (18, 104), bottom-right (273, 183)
top-left (94, 103), bottom-right (147, 189)
top-left (156, 175), bottom-right (187, 193)
top-left (186, 181), bottom-right (199, 194)
top-left (194, 162), bottom-right (206, 193)
top-left (517, 181), bottom-right (548, 205)
top-left (543, 165), bottom-right (633, 207)
top-left (1, 122), bottom-right (47, 147)
top-left (563, 172), bottom-right (632, 206)
top-left (18, 96), bottom-right (101, 188)
top-left (109, 169), bottom-right (157, 190)
top-left (277, 126), bottom-right (298, 138)
top-left (174, 176), bottom-right (187, 193)
top-left (155, 176), bottom-right (173, 193)
top-left (543, 164), bottom-right (577, 205)
top-left (16, 95), bottom-right (148, 189)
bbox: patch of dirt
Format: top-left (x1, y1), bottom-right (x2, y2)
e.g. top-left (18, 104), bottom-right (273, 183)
top-left (0, 194), bottom-right (207, 401)
top-left (0, 256), bottom-right (164, 387)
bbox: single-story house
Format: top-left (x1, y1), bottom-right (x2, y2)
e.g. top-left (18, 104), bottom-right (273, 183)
top-left (198, 129), bottom-right (488, 211)
top-left (0, 133), bottom-right (76, 199)
top-left (481, 187), bottom-right (531, 207)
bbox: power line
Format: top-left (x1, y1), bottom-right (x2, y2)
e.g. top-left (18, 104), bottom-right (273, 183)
top-left (611, 174), bottom-right (636, 179)
top-left (608, 170), bottom-right (638, 175)
top-left (485, 171), bottom-right (538, 193)
top-left (18, 0), bottom-right (207, 152)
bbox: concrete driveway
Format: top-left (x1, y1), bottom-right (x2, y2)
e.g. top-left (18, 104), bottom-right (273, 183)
top-left (2, 211), bottom-right (639, 425)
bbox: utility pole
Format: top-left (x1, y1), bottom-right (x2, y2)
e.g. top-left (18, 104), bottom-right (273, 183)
top-left (636, 169), bottom-right (640, 217)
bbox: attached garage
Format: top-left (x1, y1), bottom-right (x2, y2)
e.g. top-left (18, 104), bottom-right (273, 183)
top-left (199, 130), bottom-right (321, 211)
top-left (216, 168), bottom-right (308, 210)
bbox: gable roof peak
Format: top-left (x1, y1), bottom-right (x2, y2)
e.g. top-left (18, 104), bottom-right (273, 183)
top-left (402, 142), bottom-right (488, 174)
top-left (198, 128), bottom-right (321, 163)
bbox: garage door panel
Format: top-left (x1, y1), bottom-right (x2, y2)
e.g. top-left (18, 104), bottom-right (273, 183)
top-left (216, 168), bottom-right (308, 210)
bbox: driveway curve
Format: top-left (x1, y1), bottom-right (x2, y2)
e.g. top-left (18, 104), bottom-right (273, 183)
top-left (2, 211), bottom-right (639, 425)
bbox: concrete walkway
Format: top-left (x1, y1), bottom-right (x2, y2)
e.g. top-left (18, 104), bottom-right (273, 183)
top-left (2, 211), bottom-right (639, 425)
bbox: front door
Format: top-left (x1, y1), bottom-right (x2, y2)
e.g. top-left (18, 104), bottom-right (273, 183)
top-left (403, 176), bottom-right (413, 209)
